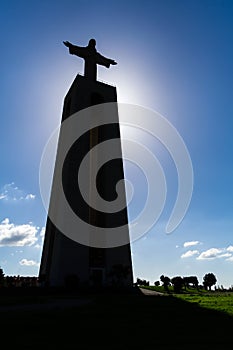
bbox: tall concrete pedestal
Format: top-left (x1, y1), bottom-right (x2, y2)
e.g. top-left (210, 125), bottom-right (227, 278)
top-left (39, 75), bottom-right (133, 289)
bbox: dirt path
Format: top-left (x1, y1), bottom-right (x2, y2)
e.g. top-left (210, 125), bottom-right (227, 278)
top-left (139, 287), bottom-right (165, 296)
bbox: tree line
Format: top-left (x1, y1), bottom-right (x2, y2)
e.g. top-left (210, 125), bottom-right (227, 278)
top-left (0, 267), bottom-right (39, 288)
top-left (136, 273), bottom-right (232, 293)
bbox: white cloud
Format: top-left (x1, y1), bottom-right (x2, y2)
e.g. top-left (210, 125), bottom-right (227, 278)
top-left (19, 259), bottom-right (39, 266)
top-left (197, 248), bottom-right (223, 260)
top-left (181, 250), bottom-right (199, 258)
top-left (40, 227), bottom-right (45, 237)
top-left (183, 241), bottom-right (201, 248)
top-left (34, 244), bottom-right (41, 249)
top-left (0, 183), bottom-right (35, 202)
top-left (0, 194), bottom-right (7, 200)
top-left (218, 253), bottom-right (232, 258)
top-left (0, 218), bottom-right (38, 246)
top-left (25, 194), bottom-right (36, 200)
top-left (195, 245), bottom-right (233, 261)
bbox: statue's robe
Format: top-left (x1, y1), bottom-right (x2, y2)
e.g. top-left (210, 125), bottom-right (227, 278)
top-left (68, 44), bottom-right (116, 80)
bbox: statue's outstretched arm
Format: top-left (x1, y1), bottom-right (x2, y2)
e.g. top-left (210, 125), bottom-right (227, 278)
top-left (96, 52), bottom-right (117, 68)
top-left (63, 41), bottom-right (72, 48)
top-left (63, 41), bottom-right (87, 59)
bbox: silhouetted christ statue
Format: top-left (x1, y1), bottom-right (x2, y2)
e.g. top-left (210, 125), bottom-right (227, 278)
top-left (63, 38), bottom-right (117, 81)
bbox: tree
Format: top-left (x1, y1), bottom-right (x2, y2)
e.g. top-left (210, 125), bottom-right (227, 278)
top-left (160, 275), bottom-right (170, 292)
top-left (0, 267), bottom-right (5, 286)
top-left (203, 273), bottom-right (217, 290)
top-left (171, 276), bottom-right (184, 293)
top-left (154, 280), bottom-right (160, 287)
top-left (136, 278), bottom-right (149, 286)
top-left (183, 276), bottom-right (199, 290)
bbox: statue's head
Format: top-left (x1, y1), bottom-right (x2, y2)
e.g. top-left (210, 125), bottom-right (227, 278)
top-left (88, 38), bottom-right (96, 48)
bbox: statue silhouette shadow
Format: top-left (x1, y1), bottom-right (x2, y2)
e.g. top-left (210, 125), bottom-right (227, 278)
top-left (0, 287), bottom-right (232, 349)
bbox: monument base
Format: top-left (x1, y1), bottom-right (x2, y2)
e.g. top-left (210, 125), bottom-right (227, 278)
top-left (39, 75), bottom-right (133, 289)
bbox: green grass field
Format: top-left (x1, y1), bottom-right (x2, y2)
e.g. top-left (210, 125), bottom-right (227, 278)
top-left (141, 285), bottom-right (233, 316)
top-left (175, 292), bottom-right (233, 316)
top-left (0, 287), bottom-right (233, 349)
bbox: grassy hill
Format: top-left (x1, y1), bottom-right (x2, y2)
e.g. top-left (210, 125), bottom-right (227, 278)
top-left (140, 285), bottom-right (233, 317)
top-left (0, 287), bottom-right (233, 349)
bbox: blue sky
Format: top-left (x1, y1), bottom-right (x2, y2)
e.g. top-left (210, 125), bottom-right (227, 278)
top-left (0, 0), bottom-right (233, 287)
